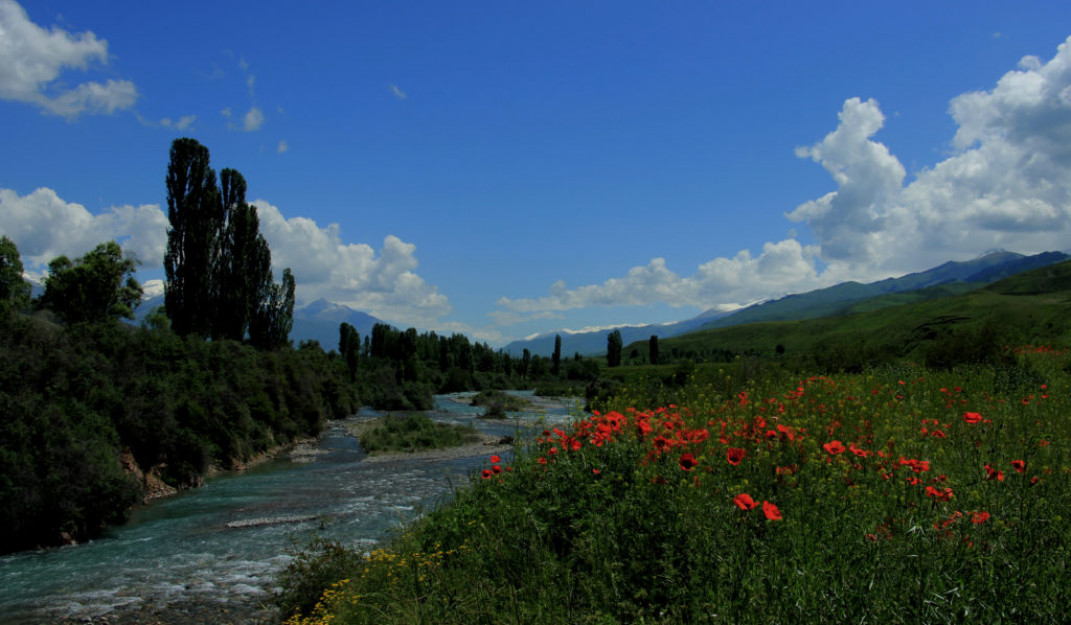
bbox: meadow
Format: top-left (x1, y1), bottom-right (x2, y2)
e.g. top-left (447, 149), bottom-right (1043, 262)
top-left (277, 347), bottom-right (1069, 624)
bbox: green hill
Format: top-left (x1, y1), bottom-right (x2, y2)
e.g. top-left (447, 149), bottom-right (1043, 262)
top-left (649, 259), bottom-right (1071, 369)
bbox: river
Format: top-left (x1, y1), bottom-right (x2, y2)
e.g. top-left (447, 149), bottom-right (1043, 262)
top-left (0, 392), bottom-right (577, 624)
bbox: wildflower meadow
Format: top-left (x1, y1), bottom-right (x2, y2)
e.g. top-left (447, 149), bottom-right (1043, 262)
top-left (280, 349), bottom-right (1070, 624)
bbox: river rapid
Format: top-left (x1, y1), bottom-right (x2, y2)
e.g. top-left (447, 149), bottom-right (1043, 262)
top-left (0, 392), bottom-right (576, 624)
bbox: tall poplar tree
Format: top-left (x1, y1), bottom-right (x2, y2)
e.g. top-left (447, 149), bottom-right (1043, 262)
top-left (164, 138), bottom-right (293, 347)
top-left (552, 334), bottom-right (562, 376)
top-left (607, 330), bottom-right (623, 368)
top-left (164, 138), bottom-right (221, 337)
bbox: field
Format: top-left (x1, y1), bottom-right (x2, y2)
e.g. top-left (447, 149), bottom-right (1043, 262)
top-left (278, 348), bottom-right (1070, 624)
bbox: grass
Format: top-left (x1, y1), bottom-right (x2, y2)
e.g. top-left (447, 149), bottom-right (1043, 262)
top-left (278, 347), bottom-right (1071, 624)
top-left (351, 413), bottom-right (480, 454)
top-left (469, 390), bottom-right (531, 418)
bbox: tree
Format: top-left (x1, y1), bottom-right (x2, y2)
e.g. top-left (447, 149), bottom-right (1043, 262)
top-left (213, 168), bottom-right (273, 341)
top-left (249, 268), bottom-right (295, 350)
top-left (551, 334), bottom-right (562, 376)
top-left (521, 348), bottom-right (532, 380)
top-left (164, 139), bottom-right (290, 346)
top-left (607, 330), bottom-right (623, 368)
top-left (649, 335), bottom-right (660, 365)
top-left (0, 235), bottom-right (31, 311)
top-left (40, 241), bottom-right (142, 324)
top-left (164, 138), bottom-right (220, 337)
top-left (339, 322), bottom-right (361, 380)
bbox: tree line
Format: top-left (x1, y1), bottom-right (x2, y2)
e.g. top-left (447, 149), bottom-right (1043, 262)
top-left (0, 139), bottom-right (344, 553)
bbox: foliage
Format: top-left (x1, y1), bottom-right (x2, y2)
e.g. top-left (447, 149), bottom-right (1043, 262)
top-left (39, 241), bottom-right (142, 324)
top-left (356, 413), bottom-right (479, 454)
top-left (163, 138), bottom-right (293, 343)
top-left (0, 235), bottom-right (31, 311)
top-left (280, 351), bottom-right (1071, 624)
top-left (607, 329), bottom-right (623, 368)
top-left (0, 311), bottom-right (356, 554)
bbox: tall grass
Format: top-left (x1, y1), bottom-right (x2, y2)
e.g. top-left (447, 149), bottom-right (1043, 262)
top-left (278, 348), bottom-right (1070, 624)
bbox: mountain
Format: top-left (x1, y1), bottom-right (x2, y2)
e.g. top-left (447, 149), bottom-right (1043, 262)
top-left (694, 250), bottom-right (1069, 332)
top-left (290, 299), bottom-right (385, 350)
top-left (504, 250), bottom-right (1069, 357)
top-left (131, 295), bottom-right (386, 351)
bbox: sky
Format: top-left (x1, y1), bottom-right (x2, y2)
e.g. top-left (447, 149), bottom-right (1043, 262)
top-left (2, 1), bottom-right (1071, 346)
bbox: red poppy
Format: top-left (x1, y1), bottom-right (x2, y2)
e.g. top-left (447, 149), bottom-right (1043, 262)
top-left (726, 447), bottom-right (746, 466)
top-left (489, 455), bottom-right (501, 464)
top-left (762, 500), bottom-right (782, 521)
top-left (984, 464), bottom-right (1005, 481)
top-left (491, 464), bottom-right (502, 474)
top-left (481, 469), bottom-right (492, 479)
top-left (962, 412), bottom-right (983, 424)
top-left (1011, 459), bottom-right (1026, 473)
top-left (733, 493), bottom-right (757, 510)
top-left (925, 486), bottom-right (954, 501)
top-left (679, 453), bottom-right (698, 471)
top-left (970, 511), bottom-right (990, 524)
top-left (823, 440), bottom-right (846, 455)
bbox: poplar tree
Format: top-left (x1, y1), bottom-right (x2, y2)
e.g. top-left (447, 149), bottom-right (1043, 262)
top-left (649, 335), bottom-right (660, 365)
top-left (552, 334), bottom-right (562, 376)
top-left (164, 138), bottom-right (293, 347)
top-left (607, 330), bottom-right (623, 368)
top-left (164, 138), bottom-right (220, 337)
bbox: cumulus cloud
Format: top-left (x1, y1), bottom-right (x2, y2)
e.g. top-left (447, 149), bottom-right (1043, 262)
top-left (252, 200), bottom-right (452, 327)
top-left (0, 185), bottom-right (454, 327)
top-left (0, 187), bottom-right (168, 272)
top-left (498, 240), bottom-right (822, 321)
top-left (495, 36), bottom-right (1071, 326)
top-left (390, 84), bottom-right (407, 100)
top-left (0, 0), bottom-right (137, 117)
top-left (277, 139), bottom-right (289, 154)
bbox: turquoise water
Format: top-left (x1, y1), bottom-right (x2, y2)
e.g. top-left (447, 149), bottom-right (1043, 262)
top-left (0, 392), bottom-right (574, 623)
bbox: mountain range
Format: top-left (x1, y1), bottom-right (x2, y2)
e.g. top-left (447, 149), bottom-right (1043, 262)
top-left (502, 250), bottom-right (1070, 357)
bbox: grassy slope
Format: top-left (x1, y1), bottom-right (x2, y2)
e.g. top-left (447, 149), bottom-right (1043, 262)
top-left (652, 261), bottom-right (1071, 360)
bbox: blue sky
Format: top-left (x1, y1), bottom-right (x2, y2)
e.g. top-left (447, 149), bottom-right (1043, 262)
top-left (3, 1), bottom-right (1071, 345)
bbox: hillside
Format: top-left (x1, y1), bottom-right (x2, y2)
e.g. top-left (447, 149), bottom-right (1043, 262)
top-left (505, 250), bottom-right (1067, 357)
top-left (649, 259), bottom-right (1071, 367)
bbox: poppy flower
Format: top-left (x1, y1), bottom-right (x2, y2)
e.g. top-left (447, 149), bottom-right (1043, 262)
top-left (1011, 459), bottom-right (1026, 474)
top-left (726, 447), bottom-right (746, 466)
top-left (733, 493), bottom-right (757, 510)
top-left (762, 500), bottom-right (782, 521)
top-left (679, 453), bottom-right (698, 471)
top-left (823, 440), bottom-right (846, 455)
top-left (489, 455), bottom-right (501, 464)
top-left (925, 486), bottom-right (954, 501)
top-left (481, 469), bottom-right (492, 479)
top-left (962, 412), bottom-right (983, 425)
top-left (984, 464), bottom-right (1004, 482)
top-left (491, 464), bottom-right (502, 474)
top-left (970, 511), bottom-right (990, 524)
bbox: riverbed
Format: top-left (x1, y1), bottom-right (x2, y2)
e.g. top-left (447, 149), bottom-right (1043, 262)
top-left (0, 392), bottom-right (577, 624)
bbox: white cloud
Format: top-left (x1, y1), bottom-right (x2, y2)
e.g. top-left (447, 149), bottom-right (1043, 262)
top-left (495, 36), bottom-right (1071, 327)
top-left (243, 106), bottom-right (264, 131)
top-left (0, 187), bottom-right (168, 270)
top-left (161, 114), bottom-right (196, 130)
top-left (0, 185), bottom-right (455, 328)
top-left (277, 139), bottom-right (289, 154)
top-left (252, 200), bottom-right (452, 327)
top-left (497, 240), bottom-right (823, 323)
top-left (390, 84), bottom-right (407, 100)
top-left (0, 0), bottom-right (137, 117)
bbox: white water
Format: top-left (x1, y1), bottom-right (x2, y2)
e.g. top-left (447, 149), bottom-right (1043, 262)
top-left (0, 392), bottom-right (575, 623)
